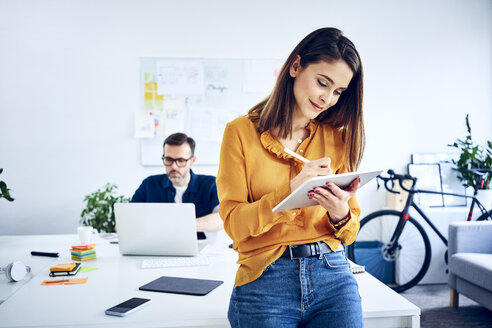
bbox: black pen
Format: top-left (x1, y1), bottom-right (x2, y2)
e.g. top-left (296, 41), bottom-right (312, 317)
top-left (31, 251), bottom-right (59, 258)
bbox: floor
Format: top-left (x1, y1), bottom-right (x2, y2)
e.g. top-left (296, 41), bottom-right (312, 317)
top-left (400, 284), bottom-right (492, 328)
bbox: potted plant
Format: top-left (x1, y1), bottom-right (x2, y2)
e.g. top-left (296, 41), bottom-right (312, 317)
top-left (80, 183), bottom-right (130, 233)
top-left (449, 114), bottom-right (492, 207)
top-left (0, 168), bottom-right (14, 202)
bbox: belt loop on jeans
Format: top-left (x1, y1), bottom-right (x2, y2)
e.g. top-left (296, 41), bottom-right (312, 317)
top-left (316, 241), bottom-right (324, 260)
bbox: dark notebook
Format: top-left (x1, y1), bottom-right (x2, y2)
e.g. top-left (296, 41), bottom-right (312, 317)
top-left (139, 276), bottom-right (223, 296)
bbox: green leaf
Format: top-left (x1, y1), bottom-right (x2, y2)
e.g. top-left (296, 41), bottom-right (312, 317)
top-left (448, 114), bottom-right (492, 189)
top-left (80, 183), bottom-right (129, 232)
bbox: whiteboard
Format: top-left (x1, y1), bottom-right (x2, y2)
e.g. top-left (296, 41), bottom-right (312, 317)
top-left (139, 57), bottom-right (283, 166)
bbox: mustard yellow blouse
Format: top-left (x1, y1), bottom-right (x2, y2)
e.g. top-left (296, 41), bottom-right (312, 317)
top-left (217, 115), bottom-right (361, 287)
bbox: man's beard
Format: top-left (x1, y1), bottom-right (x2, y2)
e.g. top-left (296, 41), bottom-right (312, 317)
top-left (169, 170), bottom-right (189, 184)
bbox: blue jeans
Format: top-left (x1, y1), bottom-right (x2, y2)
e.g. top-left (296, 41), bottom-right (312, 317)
top-left (228, 249), bottom-right (363, 328)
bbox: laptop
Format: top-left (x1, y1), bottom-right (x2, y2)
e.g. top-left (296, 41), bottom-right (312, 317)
top-left (114, 202), bottom-right (199, 256)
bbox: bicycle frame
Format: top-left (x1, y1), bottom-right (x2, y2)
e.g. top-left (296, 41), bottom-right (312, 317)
top-left (391, 185), bottom-right (489, 248)
top-left (353, 169), bottom-right (492, 292)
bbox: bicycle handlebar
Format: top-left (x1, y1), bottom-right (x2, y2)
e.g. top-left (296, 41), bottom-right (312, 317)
top-left (387, 169), bottom-right (414, 181)
top-left (378, 167), bottom-right (491, 194)
top-left (377, 169), bottom-right (416, 194)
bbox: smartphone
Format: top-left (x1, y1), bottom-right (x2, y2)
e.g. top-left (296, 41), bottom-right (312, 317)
top-left (105, 297), bottom-right (151, 317)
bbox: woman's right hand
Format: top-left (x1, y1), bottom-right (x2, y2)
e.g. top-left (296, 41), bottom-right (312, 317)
top-left (290, 157), bottom-right (334, 191)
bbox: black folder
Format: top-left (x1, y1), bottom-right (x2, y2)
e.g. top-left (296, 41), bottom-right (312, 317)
top-left (139, 276), bottom-right (223, 296)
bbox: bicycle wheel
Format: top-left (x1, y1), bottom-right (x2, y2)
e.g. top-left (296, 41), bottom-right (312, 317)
top-left (347, 210), bottom-right (431, 293)
top-left (477, 210), bottom-right (492, 221)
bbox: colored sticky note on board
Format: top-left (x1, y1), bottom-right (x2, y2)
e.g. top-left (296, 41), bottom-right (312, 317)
top-left (144, 82), bottom-right (156, 92)
top-left (144, 72), bottom-right (154, 83)
top-left (144, 100), bottom-right (154, 110)
top-left (144, 92), bottom-right (155, 101)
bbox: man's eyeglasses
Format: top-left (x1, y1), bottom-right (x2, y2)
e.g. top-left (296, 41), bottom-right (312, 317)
top-left (162, 155), bottom-right (193, 167)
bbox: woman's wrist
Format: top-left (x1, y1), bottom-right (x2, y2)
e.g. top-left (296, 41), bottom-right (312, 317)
top-left (327, 204), bottom-right (350, 222)
top-left (327, 210), bottom-right (351, 228)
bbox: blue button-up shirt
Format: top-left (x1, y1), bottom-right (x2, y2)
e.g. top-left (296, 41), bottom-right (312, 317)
top-left (131, 169), bottom-right (219, 216)
top-left (131, 170), bottom-right (219, 239)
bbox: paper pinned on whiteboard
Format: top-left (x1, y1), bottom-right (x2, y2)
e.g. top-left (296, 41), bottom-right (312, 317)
top-left (134, 112), bottom-right (155, 138)
top-left (162, 97), bottom-right (186, 136)
top-left (156, 61), bottom-right (205, 95)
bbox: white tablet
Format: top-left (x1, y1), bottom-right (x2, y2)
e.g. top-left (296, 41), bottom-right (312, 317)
top-left (272, 170), bottom-right (382, 213)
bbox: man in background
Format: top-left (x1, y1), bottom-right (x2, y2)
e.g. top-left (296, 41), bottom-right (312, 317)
top-left (131, 133), bottom-right (222, 239)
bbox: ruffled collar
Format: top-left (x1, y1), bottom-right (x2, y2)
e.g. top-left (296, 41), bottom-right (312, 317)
top-left (259, 120), bottom-right (319, 162)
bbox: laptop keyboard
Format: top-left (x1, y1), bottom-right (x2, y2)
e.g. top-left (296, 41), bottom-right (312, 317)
top-left (141, 256), bottom-right (210, 269)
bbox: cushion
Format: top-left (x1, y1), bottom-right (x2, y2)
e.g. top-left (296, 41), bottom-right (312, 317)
top-left (449, 253), bottom-right (492, 291)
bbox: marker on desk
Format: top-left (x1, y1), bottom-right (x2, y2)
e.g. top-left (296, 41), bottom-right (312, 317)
top-left (31, 251), bottom-right (59, 258)
top-left (284, 148), bottom-right (310, 163)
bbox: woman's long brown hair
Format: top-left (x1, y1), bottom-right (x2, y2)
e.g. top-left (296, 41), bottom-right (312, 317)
top-left (249, 27), bottom-right (365, 172)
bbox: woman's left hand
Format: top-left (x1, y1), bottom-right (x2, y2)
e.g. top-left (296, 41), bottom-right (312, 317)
top-left (308, 178), bottom-right (360, 222)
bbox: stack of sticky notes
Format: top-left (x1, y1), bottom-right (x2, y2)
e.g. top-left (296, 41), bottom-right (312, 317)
top-left (70, 244), bottom-right (96, 261)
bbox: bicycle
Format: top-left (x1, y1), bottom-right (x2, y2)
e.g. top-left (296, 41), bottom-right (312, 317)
top-left (346, 168), bottom-right (492, 293)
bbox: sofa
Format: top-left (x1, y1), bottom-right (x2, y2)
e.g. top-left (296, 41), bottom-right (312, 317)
top-left (448, 221), bottom-right (492, 310)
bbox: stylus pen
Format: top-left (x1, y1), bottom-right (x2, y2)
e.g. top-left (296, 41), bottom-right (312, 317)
top-left (31, 251), bottom-right (59, 258)
top-left (284, 148), bottom-right (310, 163)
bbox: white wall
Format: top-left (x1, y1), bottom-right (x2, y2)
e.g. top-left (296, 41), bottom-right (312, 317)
top-left (1, 0), bottom-right (491, 235)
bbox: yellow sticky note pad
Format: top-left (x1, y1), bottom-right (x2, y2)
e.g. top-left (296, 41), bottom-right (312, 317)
top-left (144, 92), bottom-right (155, 101)
top-left (144, 82), bottom-right (156, 92)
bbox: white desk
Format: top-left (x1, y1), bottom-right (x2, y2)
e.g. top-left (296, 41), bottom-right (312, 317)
top-left (0, 233), bottom-right (420, 327)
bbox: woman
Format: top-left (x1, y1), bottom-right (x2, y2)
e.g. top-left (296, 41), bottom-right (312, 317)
top-left (217, 27), bottom-right (365, 328)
